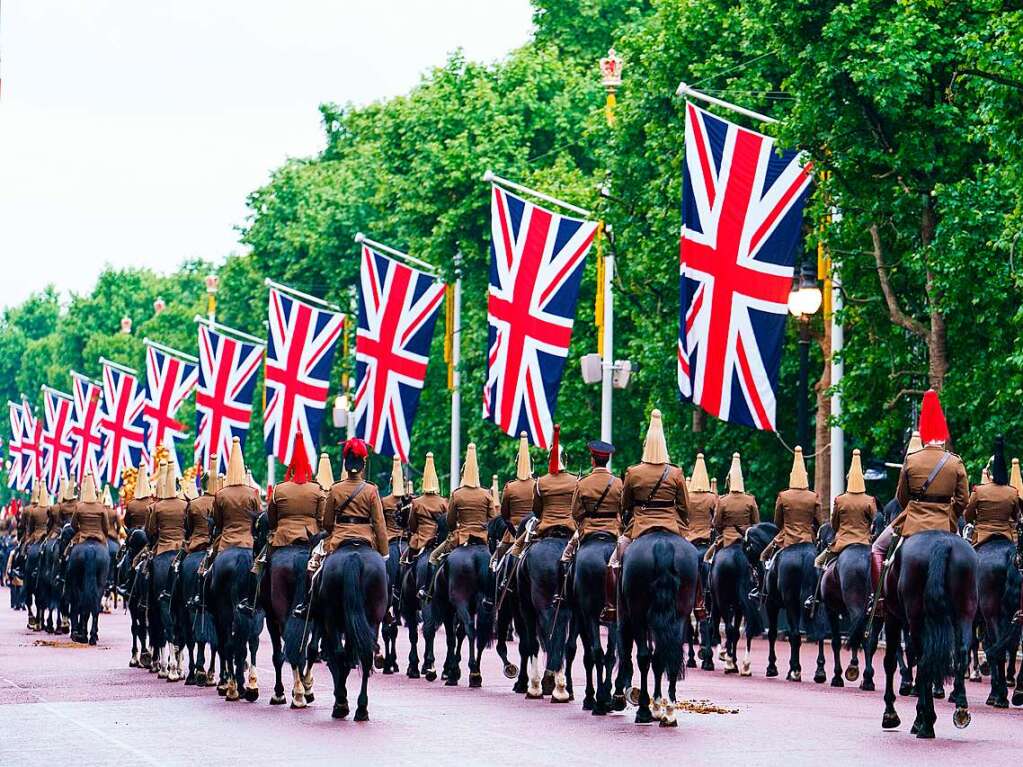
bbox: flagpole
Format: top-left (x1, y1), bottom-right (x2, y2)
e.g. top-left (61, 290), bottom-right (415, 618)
top-left (674, 82), bottom-right (780, 125)
top-left (98, 357), bottom-right (139, 376)
top-left (193, 316), bottom-right (266, 346)
top-left (483, 170), bottom-right (592, 218)
top-left (600, 227), bottom-right (614, 453)
top-left (142, 338), bottom-right (199, 363)
top-left (449, 254), bottom-right (462, 494)
top-left (830, 255), bottom-right (845, 505)
top-left (354, 233), bottom-right (440, 275)
top-left (264, 278), bottom-right (341, 312)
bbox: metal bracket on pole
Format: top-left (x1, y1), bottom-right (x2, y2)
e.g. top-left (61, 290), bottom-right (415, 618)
top-left (675, 81), bottom-right (779, 125)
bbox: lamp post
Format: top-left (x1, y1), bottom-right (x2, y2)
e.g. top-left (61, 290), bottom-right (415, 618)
top-left (788, 261), bottom-right (822, 451)
top-left (120, 316), bottom-right (132, 335)
top-left (205, 274), bottom-right (219, 323)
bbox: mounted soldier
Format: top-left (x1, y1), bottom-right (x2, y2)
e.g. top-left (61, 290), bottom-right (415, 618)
top-left (124, 463), bottom-right (155, 534)
top-left (754, 447), bottom-right (823, 601)
top-left (965, 436), bottom-right (1019, 550)
top-left (704, 453), bottom-right (759, 563)
top-left (49, 477), bottom-right (77, 539)
top-left (602, 409), bottom-right (689, 622)
top-left (67, 473), bottom-right (112, 644)
top-left (869, 390), bottom-right (969, 617)
top-left (185, 459), bottom-right (216, 565)
top-left (492, 433), bottom-right (536, 582)
top-left (381, 456), bottom-right (410, 555)
top-left (404, 452), bottom-right (447, 563)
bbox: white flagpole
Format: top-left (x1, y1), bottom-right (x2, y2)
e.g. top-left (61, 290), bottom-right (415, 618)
top-left (600, 229), bottom-right (614, 455)
top-left (354, 233), bottom-right (440, 275)
top-left (142, 338), bottom-right (199, 363)
top-left (449, 255), bottom-right (462, 493)
top-left (675, 82), bottom-right (780, 125)
top-left (482, 170), bottom-right (592, 217)
top-left (830, 262), bottom-right (845, 505)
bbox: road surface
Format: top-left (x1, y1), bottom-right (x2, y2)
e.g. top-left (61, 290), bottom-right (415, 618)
top-left (0, 596), bottom-right (1019, 766)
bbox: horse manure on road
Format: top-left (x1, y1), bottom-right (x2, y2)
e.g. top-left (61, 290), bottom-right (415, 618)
top-left (677, 699), bottom-right (739, 715)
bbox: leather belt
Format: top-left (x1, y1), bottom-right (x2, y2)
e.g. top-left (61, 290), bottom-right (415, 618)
top-left (634, 500), bottom-right (674, 509)
top-left (589, 510), bottom-right (619, 518)
top-left (909, 493), bottom-right (952, 504)
top-left (336, 515), bottom-right (371, 525)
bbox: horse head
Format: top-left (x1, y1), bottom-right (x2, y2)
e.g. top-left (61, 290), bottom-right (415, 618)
top-left (816, 522), bottom-right (835, 553)
top-left (742, 522), bottom-right (777, 562)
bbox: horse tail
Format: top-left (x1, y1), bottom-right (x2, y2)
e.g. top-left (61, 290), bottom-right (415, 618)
top-left (921, 540), bottom-right (955, 682)
top-left (284, 551), bottom-right (311, 667)
top-left (80, 544), bottom-right (102, 616)
top-left (341, 553), bottom-right (375, 669)
top-left (649, 539), bottom-right (683, 679)
top-left (476, 551), bottom-right (495, 649)
top-left (738, 554), bottom-right (764, 638)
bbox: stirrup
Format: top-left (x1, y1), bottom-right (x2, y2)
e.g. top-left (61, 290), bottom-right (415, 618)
top-left (1013, 610), bottom-right (1023, 626)
top-left (291, 602), bottom-right (309, 620)
top-left (237, 599), bottom-right (255, 616)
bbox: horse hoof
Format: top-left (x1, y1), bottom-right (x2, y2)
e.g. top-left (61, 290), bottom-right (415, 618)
top-left (993, 698), bottom-right (1009, 709)
top-left (289, 700), bottom-right (306, 710)
top-left (915, 723), bottom-right (935, 739)
top-left (628, 687), bottom-right (641, 706)
top-left (787, 670), bottom-right (801, 682)
top-left (469, 673), bottom-right (482, 689)
top-left (582, 697), bottom-right (594, 711)
top-left (979, 660), bottom-right (990, 675)
top-left (541, 671), bottom-right (555, 697)
top-left (407, 668), bottom-right (420, 679)
top-left (304, 692), bottom-right (314, 703)
top-left (739, 663), bottom-right (752, 678)
top-left (374, 654), bottom-right (384, 670)
top-left (831, 676), bottom-right (844, 688)
top-left (382, 667), bottom-right (394, 676)
top-left (332, 703), bottom-right (349, 720)
top-left (686, 658), bottom-right (697, 669)
top-left (512, 681), bottom-right (527, 694)
top-left (354, 707), bottom-right (369, 722)
top-left (933, 687), bottom-right (945, 700)
top-left (445, 677), bottom-right (458, 687)
top-left (969, 669), bottom-right (982, 682)
top-left (129, 659), bottom-right (139, 668)
top-left (184, 675), bottom-right (196, 686)
top-left (503, 663), bottom-right (518, 679)
top-left (860, 680), bottom-right (875, 692)
top-left (986, 693), bottom-right (997, 707)
top-left (910, 717), bottom-right (920, 735)
top-left (724, 664), bottom-right (738, 675)
top-left (659, 717), bottom-right (678, 728)
top-left (270, 694), bottom-right (286, 706)
top-left (1012, 691), bottom-right (1023, 707)
top-left (217, 687), bottom-right (227, 697)
top-left (195, 672), bottom-right (207, 687)
top-left (634, 707), bottom-right (654, 725)
top-left (424, 670), bottom-right (437, 683)
top-left (899, 682), bottom-right (914, 697)
top-left (244, 688), bottom-right (259, 702)
top-left (881, 711), bottom-right (901, 730)
top-left (766, 665), bottom-right (778, 678)
top-left (701, 660), bottom-right (714, 672)
top-left (225, 692), bottom-right (239, 702)
top-left (814, 670), bottom-right (827, 684)
top-left (612, 693), bottom-right (627, 712)
top-left (845, 665), bottom-right (860, 683)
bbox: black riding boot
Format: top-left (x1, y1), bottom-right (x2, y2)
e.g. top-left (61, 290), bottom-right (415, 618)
top-left (805, 568), bottom-right (824, 614)
top-left (417, 562), bottom-right (436, 602)
top-left (553, 559), bottom-right (570, 604)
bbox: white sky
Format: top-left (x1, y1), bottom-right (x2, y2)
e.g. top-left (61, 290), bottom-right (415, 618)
top-left (0, 1), bottom-right (533, 310)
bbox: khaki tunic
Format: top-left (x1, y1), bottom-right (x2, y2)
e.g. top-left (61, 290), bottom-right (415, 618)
top-left (105, 507), bottom-right (120, 541)
top-left (534, 472), bottom-right (578, 537)
top-left (448, 486), bottom-right (494, 546)
top-left (893, 446), bottom-right (969, 537)
top-left (381, 494), bottom-right (404, 542)
top-left (409, 493), bottom-right (447, 551)
top-left (500, 478), bottom-right (536, 543)
top-left (965, 483), bottom-right (1020, 548)
top-left (830, 493), bottom-right (876, 553)
top-left (268, 480), bottom-right (324, 548)
top-left (771, 488), bottom-right (824, 549)
top-left (125, 497), bottom-right (153, 530)
top-left (715, 493), bottom-right (760, 547)
top-left (571, 468), bottom-right (623, 539)
top-left (212, 485), bottom-right (260, 549)
top-left (323, 478), bottom-right (388, 556)
top-left (48, 502), bottom-right (75, 537)
top-left (621, 463), bottom-right (689, 539)
top-left (24, 504), bottom-right (49, 544)
top-left (146, 498), bottom-right (187, 556)
top-left (71, 501), bottom-right (110, 544)
top-left (686, 493), bottom-right (717, 544)
top-left (185, 494), bottom-right (214, 553)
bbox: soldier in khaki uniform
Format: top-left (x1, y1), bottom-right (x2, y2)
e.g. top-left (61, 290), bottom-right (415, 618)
top-left (686, 454), bottom-right (716, 548)
top-left (102, 485), bottom-right (122, 546)
top-left (870, 390), bottom-right (969, 616)
top-left (267, 441), bottom-right (324, 549)
top-left (703, 453), bottom-right (759, 563)
top-left (23, 485), bottom-right (51, 546)
top-left (380, 457), bottom-right (409, 549)
top-left (212, 437), bottom-right (261, 552)
top-left (48, 478), bottom-right (77, 538)
top-left (71, 474), bottom-right (111, 545)
top-left (146, 461), bottom-right (188, 557)
top-left (125, 463), bottom-right (155, 534)
top-left (965, 438), bottom-right (1019, 548)
top-left (603, 410), bottom-right (689, 622)
top-left (185, 460), bottom-right (217, 555)
top-left (405, 452), bottom-right (447, 559)
top-left (493, 433), bottom-right (536, 570)
top-left (531, 426), bottom-right (577, 539)
top-left (322, 438), bottom-right (389, 557)
top-left (761, 447), bottom-right (823, 561)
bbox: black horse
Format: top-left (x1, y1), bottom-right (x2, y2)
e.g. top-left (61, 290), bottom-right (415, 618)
top-left (490, 515), bottom-right (528, 688)
top-left (312, 542), bottom-right (388, 721)
top-left (440, 541), bottom-right (495, 689)
top-left (615, 532), bottom-right (700, 726)
top-left (210, 544), bottom-right (262, 702)
top-left (376, 535), bottom-right (405, 674)
top-left (881, 530), bottom-right (978, 738)
top-left (974, 537), bottom-right (1021, 708)
top-left (66, 538), bottom-right (111, 644)
top-left (117, 529), bottom-right (152, 668)
top-left (573, 532), bottom-right (617, 713)
top-left (399, 515), bottom-right (448, 681)
top-left (683, 540), bottom-right (715, 671)
top-left (149, 550), bottom-right (181, 679)
top-left (517, 535), bottom-right (575, 701)
top-left (818, 527), bottom-right (881, 690)
top-left (709, 537), bottom-right (763, 676)
top-left (177, 544), bottom-right (216, 685)
top-left (759, 524), bottom-right (828, 682)
top-left (40, 527), bottom-right (73, 635)
top-left (22, 539), bottom-right (45, 630)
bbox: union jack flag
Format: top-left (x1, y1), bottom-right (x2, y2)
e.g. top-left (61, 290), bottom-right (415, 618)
top-left (263, 287), bottom-right (344, 466)
top-left (142, 342), bottom-right (198, 476)
top-left (20, 399), bottom-right (42, 491)
top-left (41, 388), bottom-right (74, 495)
top-left (678, 103), bottom-right (812, 431)
top-left (482, 185), bottom-right (597, 449)
top-left (354, 245), bottom-right (445, 461)
top-left (7, 401), bottom-right (25, 490)
top-left (98, 361), bottom-right (147, 487)
top-left (194, 323), bottom-right (263, 474)
top-left (69, 372), bottom-right (105, 483)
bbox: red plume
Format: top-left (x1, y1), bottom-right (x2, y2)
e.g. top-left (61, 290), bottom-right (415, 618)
top-left (548, 424), bottom-right (561, 475)
top-left (343, 438), bottom-right (369, 460)
top-left (284, 435), bottom-right (311, 484)
top-left (918, 389), bottom-right (949, 444)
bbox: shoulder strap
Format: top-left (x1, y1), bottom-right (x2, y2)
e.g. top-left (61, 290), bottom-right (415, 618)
top-left (920, 452), bottom-right (952, 495)
top-left (586, 474), bottom-right (616, 517)
top-left (334, 482), bottom-right (368, 521)
top-left (643, 465), bottom-right (672, 507)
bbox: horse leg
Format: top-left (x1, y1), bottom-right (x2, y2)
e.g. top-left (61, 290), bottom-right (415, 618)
top-left (244, 637), bottom-right (260, 702)
top-left (613, 620), bottom-right (633, 711)
top-left (1013, 644), bottom-right (1023, 706)
top-left (723, 611), bottom-right (739, 674)
top-left (269, 622), bottom-right (286, 705)
top-left (406, 611), bottom-right (421, 679)
top-left (827, 608), bottom-right (844, 686)
top-left (327, 639), bottom-right (349, 720)
top-left (766, 602), bottom-right (779, 677)
top-left (581, 622), bottom-right (596, 711)
top-left (914, 656), bottom-right (936, 739)
top-left (557, 619), bottom-right (577, 703)
top-left (814, 638), bottom-right (827, 684)
top-left (882, 619), bottom-right (901, 729)
top-left (897, 640), bottom-right (915, 696)
top-left (786, 605), bottom-right (802, 682)
top-left (354, 644), bottom-right (373, 722)
top-left (465, 611), bottom-right (482, 689)
top-left (422, 614), bottom-right (438, 682)
top-left (512, 609), bottom-right (530, 694)
top-left (634, 636), bottom-right (653, 724)
top-left (684, 616), bottom-right (697, 669)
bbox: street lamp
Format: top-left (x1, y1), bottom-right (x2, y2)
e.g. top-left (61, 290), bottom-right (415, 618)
top-left (599, 48), bottom-right (623, 127)
top-left (788, 262), bottom-right (821, 451)
top-left (205, 274), bottom-right (219, 323)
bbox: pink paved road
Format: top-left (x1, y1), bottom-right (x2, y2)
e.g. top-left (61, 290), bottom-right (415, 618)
top-left (1, 597), bottom-right (1020, 767)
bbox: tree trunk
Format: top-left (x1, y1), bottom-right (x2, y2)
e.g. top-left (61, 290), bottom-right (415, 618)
top-left (814, 317), bottom-right (832, 511)
top-left (921, 199), bottom-right (949, 390)
top-left (691, 405), bottom-right (706, 454)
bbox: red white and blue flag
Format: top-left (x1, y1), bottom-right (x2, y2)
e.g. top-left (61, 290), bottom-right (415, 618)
top-left (482, 185), bottom-right (597, 449)
top-left (142, 341), bottom-right (198, 476)
top-left (20, 399), bottom-right (42, 491)
top-left (41, 388), bottom-right (74, 495)
top-left (264, 286), bottom-right (344, 466)
top-left (354, 245), bottom-right (445, 462)
top-left (98, 361), bottom-right (148, 487)
top-left (7, 401), bottom-right (25, 490)
top-left (678, 103), bottom-right (812, 431)
top-left (194, 323), bottom-right (263, 474)
top-left (69, 372), bottom-right (105, 483)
